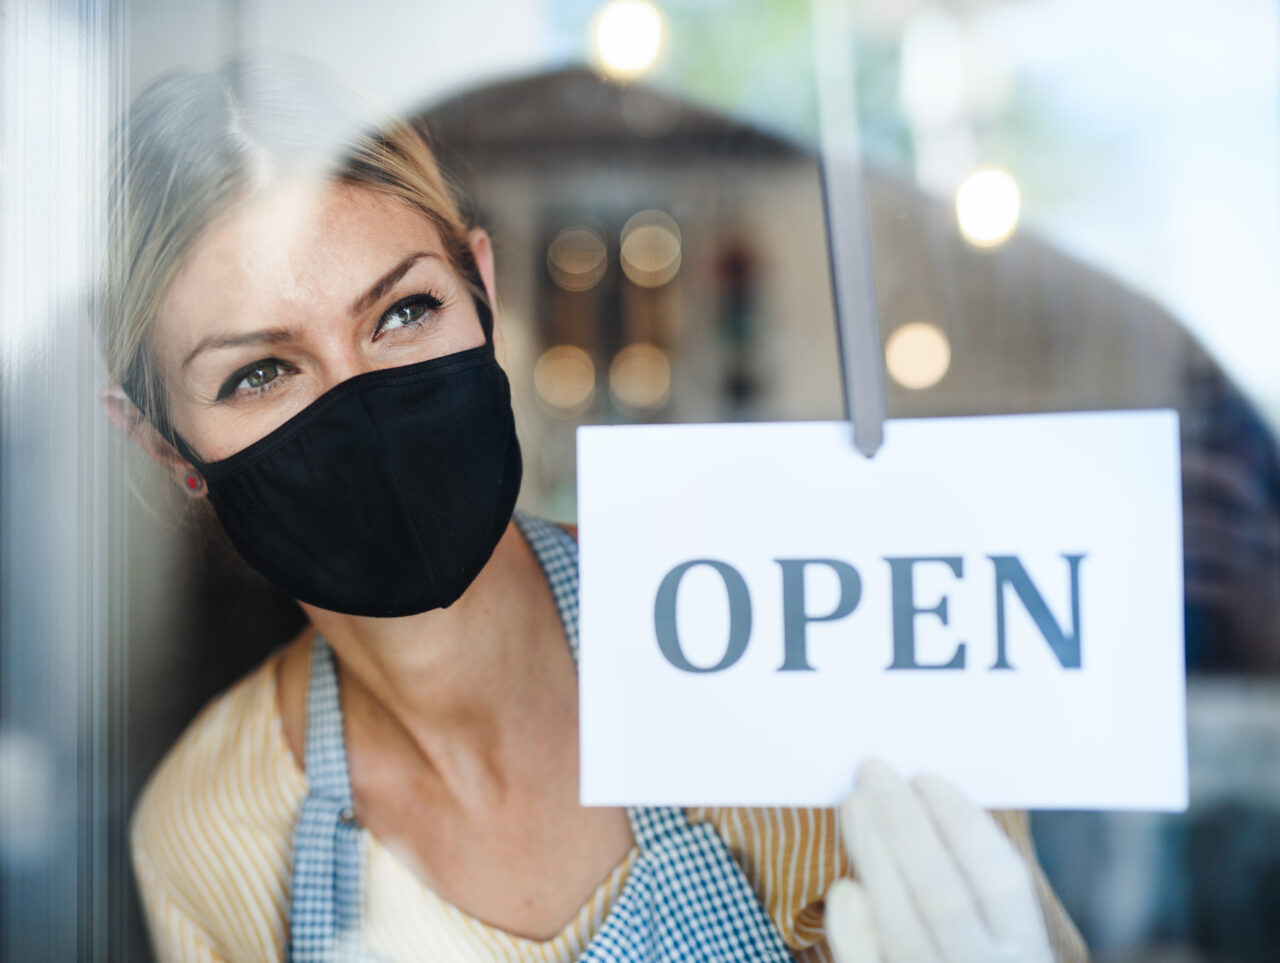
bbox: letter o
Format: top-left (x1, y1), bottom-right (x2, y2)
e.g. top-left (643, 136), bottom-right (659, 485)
top-left (653, 560), bottom-right (753, 673)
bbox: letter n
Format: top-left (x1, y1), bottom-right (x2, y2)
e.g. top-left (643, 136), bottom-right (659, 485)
top-left (989, 555), bottom-right (1086, 670)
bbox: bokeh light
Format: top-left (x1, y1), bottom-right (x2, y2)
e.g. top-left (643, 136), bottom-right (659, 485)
top-left (885, 322), bottom-right (951, 389)
top-left (533, 345), bottom-right (596, 412)
top-left (593, 0), bottom-right (663, 79)
top-left (609, 342), bottom-right (671, 411)
top-left (547, 225), bottom-right (608, 292)
top-left (955, 168), bottom-right (1021, 248)
top-left (620, 209), bottom-right (681, 287)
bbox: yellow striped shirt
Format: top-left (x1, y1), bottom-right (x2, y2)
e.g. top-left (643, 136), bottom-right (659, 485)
top-left (131, 646), bottom-right (1088, 962)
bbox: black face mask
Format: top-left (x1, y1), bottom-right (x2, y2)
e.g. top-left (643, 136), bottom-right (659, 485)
top-left (137, 318), bottom-right (522, 618)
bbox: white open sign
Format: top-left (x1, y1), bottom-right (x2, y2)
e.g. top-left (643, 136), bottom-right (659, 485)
top-left (576, 411), bottom-right (1187, 811)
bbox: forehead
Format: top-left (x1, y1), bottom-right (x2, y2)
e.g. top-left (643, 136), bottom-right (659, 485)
top-left (151, 182), bottom-right (446, 362)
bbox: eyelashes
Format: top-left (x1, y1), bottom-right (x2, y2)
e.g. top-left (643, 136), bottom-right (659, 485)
top-left (372, 291), bottom-right (445, 340)
top-left (214, 289), bottom-right (448, 402)
top-left (216, 358), bottom-right (294, 402)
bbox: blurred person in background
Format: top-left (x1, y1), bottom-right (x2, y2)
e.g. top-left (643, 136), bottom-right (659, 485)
top-left (99, 57), bottom-right (1087, 963)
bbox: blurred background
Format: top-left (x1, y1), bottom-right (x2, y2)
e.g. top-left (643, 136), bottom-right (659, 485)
top-left (2, 0), bottom-right (1278, 959)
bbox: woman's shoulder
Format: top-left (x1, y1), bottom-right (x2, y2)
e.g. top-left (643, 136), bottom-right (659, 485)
top-left (130, 628), bottom-right (313, 961)
top-left (131, 627), bottom-right (312, 850)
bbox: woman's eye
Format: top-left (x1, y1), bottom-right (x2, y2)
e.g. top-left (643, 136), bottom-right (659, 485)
top-left (217, 360), bottom-right (288, 400)
top-left (242, 363), bottom-right (280, 389)
top-left (374, 293), bottom-right (443, 339)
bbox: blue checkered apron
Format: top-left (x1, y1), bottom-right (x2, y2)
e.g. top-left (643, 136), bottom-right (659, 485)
top-left (287, 512), bottom-right (796, 962)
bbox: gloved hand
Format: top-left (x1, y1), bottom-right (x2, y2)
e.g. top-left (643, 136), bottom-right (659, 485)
top-left (825, 760), bottom-right (1054, 963)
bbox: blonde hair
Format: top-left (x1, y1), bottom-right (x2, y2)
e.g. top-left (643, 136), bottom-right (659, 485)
top-left (104, 55), bottom-right (487, 442)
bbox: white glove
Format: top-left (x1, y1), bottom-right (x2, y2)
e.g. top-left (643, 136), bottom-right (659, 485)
top-left (825, 760), bottom-right (1054, 963)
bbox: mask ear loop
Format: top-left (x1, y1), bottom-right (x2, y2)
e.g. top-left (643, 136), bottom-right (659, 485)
top-left (119, 376), bottom-right (209, 475)
top-left (474, 292), bottom-right (496, 346)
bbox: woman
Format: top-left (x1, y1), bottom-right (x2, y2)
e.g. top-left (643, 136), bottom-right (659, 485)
top-left (103, 59), bottom-right (1087, 962)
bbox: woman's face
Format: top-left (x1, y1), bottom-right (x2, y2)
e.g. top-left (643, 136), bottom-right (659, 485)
top-left (146, 181), bottom-right (491, 463)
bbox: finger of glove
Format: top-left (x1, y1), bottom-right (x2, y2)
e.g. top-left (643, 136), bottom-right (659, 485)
top-left (913, 773), bottom-right (1050, 953)
top-left (841, 789), bottom-right (943, 963)
top-left (825, 879), bottom-right (884, 963)
top-left (857, 761), bottom-right (992, 962)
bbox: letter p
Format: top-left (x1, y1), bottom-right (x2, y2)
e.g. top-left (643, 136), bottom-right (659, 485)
top-left (776, 559), bottom-right (862, 671)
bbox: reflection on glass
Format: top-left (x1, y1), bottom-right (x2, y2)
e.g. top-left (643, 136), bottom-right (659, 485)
top-left (885, 322), bottom-right (952, 390)
top-left (0, 729), bottom-right (54, 869)
top-left (547, 225), bottom-right (609, 292)
top-left (533, 344), bottom-right (596, 412)
top-left (620, 209), bottom-right (681, 288)
top-left (620, 85), bottom-right (682, 137)
top-left (610, 342), bottom-right (671, 411)
top-left (955, 168), bottom-right (1021, 248)
top-left (0, 1), bottom-right (1269, 959)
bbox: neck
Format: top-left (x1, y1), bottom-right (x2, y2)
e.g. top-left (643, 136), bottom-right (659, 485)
top-left (298, 519), bottom-right (574, 785)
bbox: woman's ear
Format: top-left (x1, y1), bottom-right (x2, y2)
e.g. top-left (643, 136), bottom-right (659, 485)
top-left (100, 384), bottom-right (207, 498)
top-left (467, 227), bottom-right (498, 316)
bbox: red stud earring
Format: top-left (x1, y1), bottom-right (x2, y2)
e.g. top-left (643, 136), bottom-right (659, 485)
top-left (184, 472), bottom-right (202, 492)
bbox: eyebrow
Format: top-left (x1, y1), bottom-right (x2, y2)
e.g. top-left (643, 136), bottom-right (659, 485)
top-left (348, 251), bottom-right (438, 317)
top-left (181, 326), bottom-right (299, 370)
top-left (180, 251), bottom-right (441, 371)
